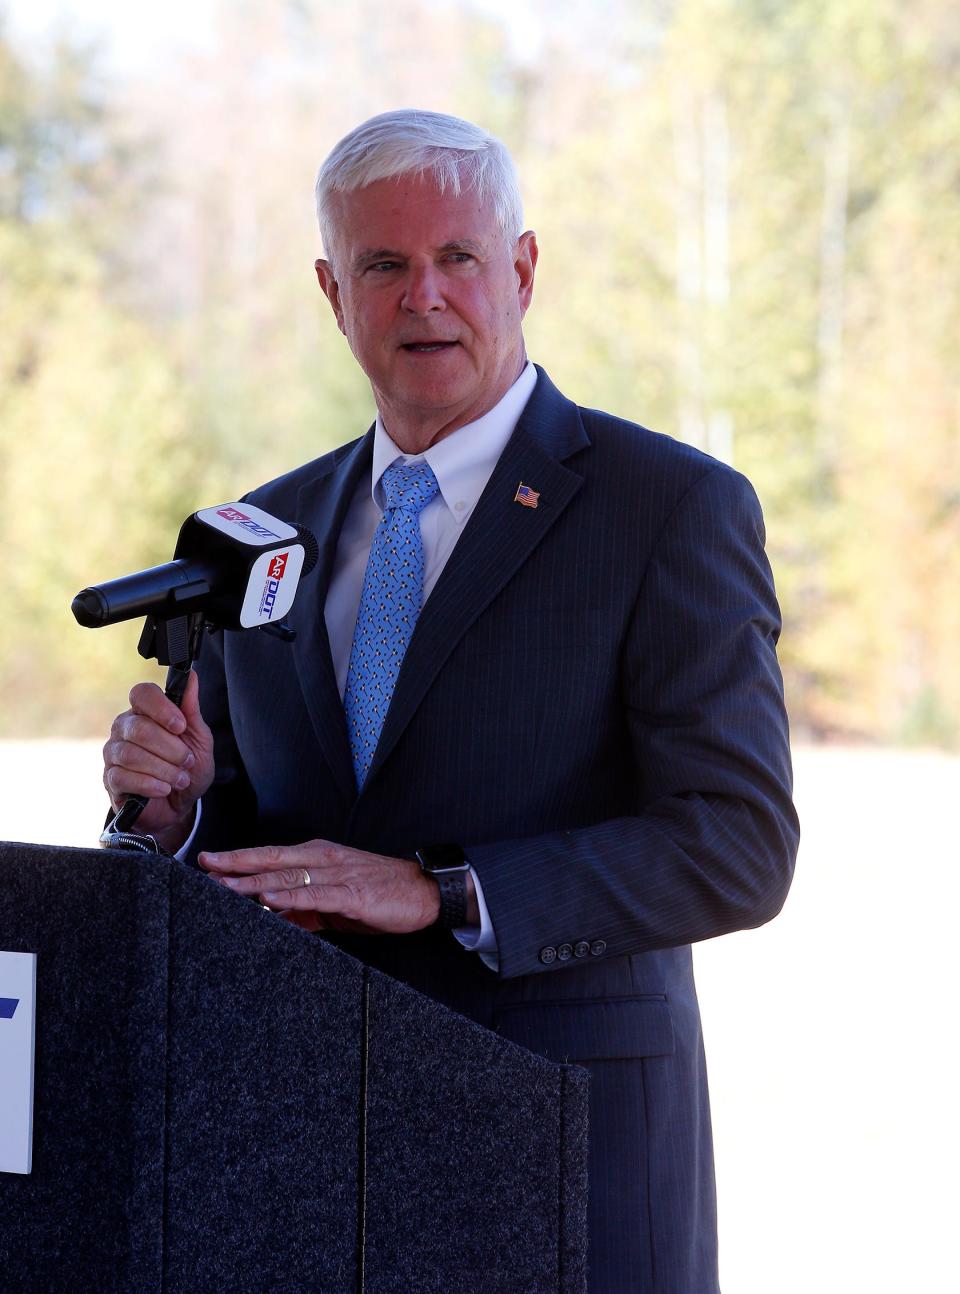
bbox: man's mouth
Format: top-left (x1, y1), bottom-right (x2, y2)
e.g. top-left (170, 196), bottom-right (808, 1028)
top-left (400, 341), bottom-right (458, 353)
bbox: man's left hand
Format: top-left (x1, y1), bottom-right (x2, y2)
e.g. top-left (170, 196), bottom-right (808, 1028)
top-left (198, 840), bottom-right (441, 934)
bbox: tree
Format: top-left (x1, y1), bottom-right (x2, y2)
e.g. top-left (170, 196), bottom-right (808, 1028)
top-left (3, 0), bottom-right (958, 745)
top-left (0, 22), bottom-right (196, 733)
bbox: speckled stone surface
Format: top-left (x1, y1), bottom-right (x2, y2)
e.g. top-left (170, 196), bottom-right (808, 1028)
top-left (362, 970), bottom-right (588, 1294)
top-left (0, 842), bottom-right (169, 1292)
top-left (161, 858), bottom-right (363, 1292)
top-left (0, 842), bottom-right (587, 1292)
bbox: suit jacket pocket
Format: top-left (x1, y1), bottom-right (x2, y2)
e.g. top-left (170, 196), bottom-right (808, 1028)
top-left (493, 996), bottom-right (675, 1064)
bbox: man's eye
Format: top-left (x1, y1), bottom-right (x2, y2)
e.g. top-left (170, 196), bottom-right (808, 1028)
top-left (446, 253), bottom-right (474, 265)
top-left (367, 261), bottom-right (400, 274)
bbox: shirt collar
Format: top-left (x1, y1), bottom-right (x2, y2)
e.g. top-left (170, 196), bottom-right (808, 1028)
top-left (370, 362), bottom-right (537, 525)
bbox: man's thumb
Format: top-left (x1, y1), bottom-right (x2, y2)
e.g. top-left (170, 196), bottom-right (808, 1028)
top-left (177, 668), bottom-right (204, 727)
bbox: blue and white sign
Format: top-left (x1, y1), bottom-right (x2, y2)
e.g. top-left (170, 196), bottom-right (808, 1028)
top-left (0, 951), bottom-right (36, 1174)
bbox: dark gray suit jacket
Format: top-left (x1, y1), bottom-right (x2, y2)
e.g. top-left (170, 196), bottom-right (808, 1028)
top-left (192, 367), bottom-right (799, 1292)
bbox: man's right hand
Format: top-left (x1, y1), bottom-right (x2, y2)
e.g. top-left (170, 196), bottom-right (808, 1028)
top-left (102, 669), bottom-right (215, 853)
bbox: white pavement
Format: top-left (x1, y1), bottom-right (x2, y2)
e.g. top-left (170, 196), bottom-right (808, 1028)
top-left (1, 741), bottom-right (957, 1291)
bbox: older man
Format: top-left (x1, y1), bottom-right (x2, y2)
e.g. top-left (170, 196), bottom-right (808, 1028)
top-left (103, 109), bottom-right (799, 1292)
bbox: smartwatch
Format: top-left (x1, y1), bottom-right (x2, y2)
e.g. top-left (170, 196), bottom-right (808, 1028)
top-left (415, 843), bottom-right (471, 929)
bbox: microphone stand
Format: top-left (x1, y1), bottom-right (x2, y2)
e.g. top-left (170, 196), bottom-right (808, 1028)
top-left (101, 610), bottom-right (208, 854)
top-left (101, 611), bottom-right (297, 855)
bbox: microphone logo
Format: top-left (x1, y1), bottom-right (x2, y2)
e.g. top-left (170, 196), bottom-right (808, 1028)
top-left (259, 552), bottom-right (292, 619)
top-left (216, 505), bottom-right (281, 541)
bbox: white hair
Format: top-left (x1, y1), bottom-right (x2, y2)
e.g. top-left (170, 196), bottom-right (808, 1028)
top-left (315, 109), bottom-right (524, 266)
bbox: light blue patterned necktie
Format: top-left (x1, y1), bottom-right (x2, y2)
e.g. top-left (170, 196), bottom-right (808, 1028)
top-left (344, 459), bottom-right (441, 788)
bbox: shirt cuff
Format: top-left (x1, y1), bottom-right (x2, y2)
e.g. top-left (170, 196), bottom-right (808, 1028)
top-left (173, 800), bottom-right (202, 861)
top-left (453, 865), bottom-right (499, 971)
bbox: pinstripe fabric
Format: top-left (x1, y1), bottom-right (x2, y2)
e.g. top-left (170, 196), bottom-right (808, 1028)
top-left (193, 368), bottom-right (799, 1293)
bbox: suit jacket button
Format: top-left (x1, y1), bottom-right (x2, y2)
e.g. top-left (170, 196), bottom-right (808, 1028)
top-left (557, 943), bottom-right (573, 961)
top-left (539, 946), bottom-right (557, 965)
top-left (574, 940), bottom-right (590, 959)
top-left (589, 939), bottom-right (607, 957)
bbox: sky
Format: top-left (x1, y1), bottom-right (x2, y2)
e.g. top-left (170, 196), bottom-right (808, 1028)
top-left (6, 0), bottom-right (542, 71)
top-left (7, 0), bottom-right (222, 69)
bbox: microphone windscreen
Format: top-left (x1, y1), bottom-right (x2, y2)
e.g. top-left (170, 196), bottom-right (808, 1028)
top-left (71, 588), bottom-right (108, 628)
top-left (294, 525), bottom-right (320, 577)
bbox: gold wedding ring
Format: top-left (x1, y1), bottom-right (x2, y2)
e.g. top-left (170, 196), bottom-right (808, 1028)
top-left (302, 869), bottom-right (311, 887)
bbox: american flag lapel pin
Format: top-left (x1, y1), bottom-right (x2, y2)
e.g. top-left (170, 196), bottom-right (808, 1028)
top-left (514, 482), bottom-right (540, 509)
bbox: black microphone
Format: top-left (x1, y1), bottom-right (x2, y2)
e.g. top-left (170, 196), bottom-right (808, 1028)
top-left (75, 503), bottom-right (319, 847)
top-left (72, 503), bottom-right (319, 632)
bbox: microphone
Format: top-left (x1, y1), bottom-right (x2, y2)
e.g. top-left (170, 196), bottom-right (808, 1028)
top-left (74, 502), bottom-right (319, 847)
top-left (72, 503), bottom-right (319, 632)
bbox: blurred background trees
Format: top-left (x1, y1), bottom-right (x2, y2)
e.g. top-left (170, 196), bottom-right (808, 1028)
top-left (1, 0), bottom-right (958, 744)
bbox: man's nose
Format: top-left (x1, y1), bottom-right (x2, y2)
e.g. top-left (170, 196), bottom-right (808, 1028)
top-left (401, 264), bottom-right (446, 315)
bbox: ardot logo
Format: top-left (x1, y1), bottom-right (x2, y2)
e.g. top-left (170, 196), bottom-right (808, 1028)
top-left (216, 506), bottom-right (281, 541)
top-left (259, 578), bottom-right (281, 618)
top-left (268, 552), bottom-right (288, 581)
top-left (0, 998), bottom-right (18, 1019)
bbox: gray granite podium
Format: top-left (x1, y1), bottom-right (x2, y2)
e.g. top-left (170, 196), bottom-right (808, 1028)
top-left (0, 841), bottom-right (588, 1293)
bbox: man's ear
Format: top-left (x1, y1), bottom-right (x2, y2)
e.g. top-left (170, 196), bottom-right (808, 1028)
top-left (315, 259), bottom-right (346, 335)
top-left (515, 231), bottom-right (538, 319)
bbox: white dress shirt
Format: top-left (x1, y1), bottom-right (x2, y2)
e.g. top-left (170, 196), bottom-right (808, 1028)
top-left (325, 361), bottom-right (537, 968)
top-left (181, 362), bottom-right (537, 971)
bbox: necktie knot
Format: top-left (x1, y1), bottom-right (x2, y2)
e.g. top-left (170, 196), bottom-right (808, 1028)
top-left (381, 460), bottom-right (440, 515)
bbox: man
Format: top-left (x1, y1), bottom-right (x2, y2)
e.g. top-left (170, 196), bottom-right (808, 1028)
top-left (102, 109), bottom-right (799, 1291)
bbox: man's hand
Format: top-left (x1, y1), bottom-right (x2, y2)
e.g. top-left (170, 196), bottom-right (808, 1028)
top-left (102, 670), bottom-right (215, 852)
top-left (197, 840), bottom-right (443, 935)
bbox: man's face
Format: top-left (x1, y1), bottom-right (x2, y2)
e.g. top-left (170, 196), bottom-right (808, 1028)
top-left (315, 173), bottom-right (537, 449)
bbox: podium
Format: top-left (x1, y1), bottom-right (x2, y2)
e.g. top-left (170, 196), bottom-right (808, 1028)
top-left (0, 842), bottom-right (588, 1292)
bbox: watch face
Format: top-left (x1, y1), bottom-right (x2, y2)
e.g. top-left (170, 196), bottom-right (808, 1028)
top-left (417, 843), bottom-right (467, 873)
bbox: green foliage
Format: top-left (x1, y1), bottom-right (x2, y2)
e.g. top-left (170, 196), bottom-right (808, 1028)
top-left (0, 28), bottom-right (193, 734)
top-left (2, 0), bottom-right (958, 746)
top-left (0, 220), bottom-right (197, 733)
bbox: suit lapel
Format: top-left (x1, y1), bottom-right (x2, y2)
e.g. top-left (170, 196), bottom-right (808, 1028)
top-left (288, 430), bottom-right (374, 800)
top-left (364, 369), bottom-right (590, 787)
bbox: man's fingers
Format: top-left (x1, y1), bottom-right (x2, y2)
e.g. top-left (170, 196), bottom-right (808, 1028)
top-left (105, 765), bottom-right (176, 801)
top-left (176, 669), bottom-right (203, 725)
top-left (103, 738), bottom-right (194, 790)
top-left (202, 843), bottom-right (432, 936)
top-left (212, 868), bottom-right (350, 911)
top-left (260, 882), bottom-right (350, 909)
top-left (110, 711), bottom-right (195, 769)
top-left (199, 844), bottom-right (290, 874)
top-left (102, 721), bottom-right (196, 810)
top-left (200, 841), bottom-right (333, 875)
top-left (102, 689), bottom-right (208, 818)
top-left (218, 865), bottom-right (314, 893)
top-left (129, 681), bottom-right (186, 734)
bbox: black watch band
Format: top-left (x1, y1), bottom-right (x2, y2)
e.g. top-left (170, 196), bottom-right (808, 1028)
top-left (433, 871), bottom-right (469, 929)
top-left (415, 844), bottom-right (470, 929)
